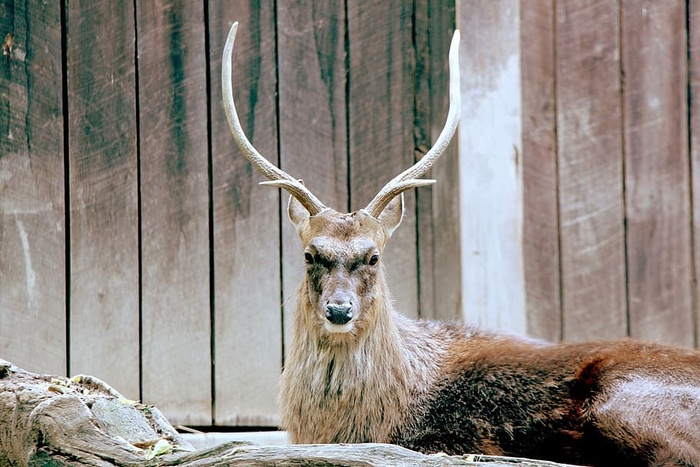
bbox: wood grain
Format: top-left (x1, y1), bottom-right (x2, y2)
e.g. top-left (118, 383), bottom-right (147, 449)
top-left (277, 1), bottom-right (348, 354)
top-left (621, 2), bottom-right (692, 346)
top-left (136, 0), bottom-right (211, 424)
top-left (556, 0), bottom-right (627, 342)
top-left (0, 0), bottom-right (66, 374)
top-left (414, 0), bottom-right (461, 321)
top-left (209, 0), bottom-right (282, 426)
top-left (521, 0), bottom-right (561, 341)
top-left (688, 0), bottom-right (700, 349)
top-left (347, 0), bottom-right (418, 319)
top-left (67, 0), bottom-right (140, 398)
top-left (458, 1), bottom-right (526, 332)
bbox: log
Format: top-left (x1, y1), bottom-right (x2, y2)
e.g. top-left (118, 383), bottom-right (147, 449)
top-left (0, 359), bottom-right (577, 466)
top-left (0, 358), bottom-right (193, 465)
top-left (174, 443), bottom-right (582, 466)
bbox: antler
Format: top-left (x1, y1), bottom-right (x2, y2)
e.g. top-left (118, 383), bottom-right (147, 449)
top-left (222, 22), bottom-right (327, 215)
top-left (363, 30), bottom-right (461, 219)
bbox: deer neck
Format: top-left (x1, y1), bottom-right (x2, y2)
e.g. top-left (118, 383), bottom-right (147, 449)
top-left (281, 275), bottom-right (439, 443)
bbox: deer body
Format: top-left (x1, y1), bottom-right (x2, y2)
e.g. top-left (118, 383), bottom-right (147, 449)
top-left (399, 335), bottom-right (700, 465)
top-left (277, 206), bottom-right (700, 466)
top-left (222, 22), bottom-right (700, 467)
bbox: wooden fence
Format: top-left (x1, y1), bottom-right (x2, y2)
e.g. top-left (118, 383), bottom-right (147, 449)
top-left (0, 0), bottom-right (458, 427)
top-left (1, 0), bottom-right (699, 428)
top-left (520, 0), bottom-right (699, 347)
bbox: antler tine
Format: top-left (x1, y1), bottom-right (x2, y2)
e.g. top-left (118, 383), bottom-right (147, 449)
top-left (222, 22), bottom-right (327, 216)
top-left (364, 30), bottom-right (461, 219)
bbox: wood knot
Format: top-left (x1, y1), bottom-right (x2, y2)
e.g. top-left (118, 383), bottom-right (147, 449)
top-left (2, 33), bottom-right (13, 57)
top-left (0, 361), bottom-right (11, 379)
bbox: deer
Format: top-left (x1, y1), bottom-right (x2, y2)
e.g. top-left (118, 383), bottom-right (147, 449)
top-left (222, 21), bottom-right (700, 467)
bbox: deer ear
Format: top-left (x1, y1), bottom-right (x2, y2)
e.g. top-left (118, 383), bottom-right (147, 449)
top-left (288, 194), bottom-right (310, 228)
top-left (378, 194), bottom-right (404, 238)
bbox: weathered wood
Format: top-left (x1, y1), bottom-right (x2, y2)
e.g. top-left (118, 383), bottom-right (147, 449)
top-left (7, 0), bottom-right (700, 430)
top-left (0, 359), bottom-right (195, 466)
top-left (186, 444), bottom-right (580, 466)
top-left (555, 0), bottom-right (627, 342)
top-left (136, 0), bottom-right (212, 425)
top-left (0, 358), bottom-right (578, 467)
top-left (414, 0), bottom-right (436, 320)
top-left (347, 0), bottom-right (419, 319)
top-left (690, 0), bottom-right (700, 348)
top-left (621, 2), bottom-right (693, 347)
top-left (415, 0), bottom-right (461, 321)
top-left (0, 0), bottom-right (66, 374)
top-left (458, 1), bottom-right (525, 332)
top-left (67, 0), bottom-right (140, 398)
top-left (209, 1), bottom-right (282, 426)
top-left (276, 0), bottom-right (348, 355)
top-left (521, 0), bottom-right (561, 342)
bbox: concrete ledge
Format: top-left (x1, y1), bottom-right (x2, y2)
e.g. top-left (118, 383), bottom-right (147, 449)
top-left (181, 431), bottom-right (289, 449)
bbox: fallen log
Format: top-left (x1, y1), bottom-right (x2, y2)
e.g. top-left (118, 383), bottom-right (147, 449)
top-left (0, 358), bottom-right (194, 466)
top-left (0, 358), bottom-right (578, 466)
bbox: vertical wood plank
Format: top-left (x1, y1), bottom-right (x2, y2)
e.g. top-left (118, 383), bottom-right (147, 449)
top-left (347, 0), bottom-right (418, 319)
top-left (136, 0), bottom-right (211, 424)
top-left (687, 0), bottom-right (700, 348)
top-left (556, 0), bottom-right (627, 342)
top-left (277, 1), bottom-right (348, 354)
top-left (414, 0), bottom-right (435, 319)
top-left (521, 0), bottom-right (561, 341)
top-left (428, 0), bottom-right (461, 322)
top-left (67, 1), bottom-right (140, 398)
top-left (622, 2), bottom-right (692, 346)
top-left (210, 0), bottom-right (282, 426)
top-left (414, 0), bottom-right (461, 321)
top-left (0, 0), bottom-right (66, 374)
top-left (458, 1), bottom-right (525, 332)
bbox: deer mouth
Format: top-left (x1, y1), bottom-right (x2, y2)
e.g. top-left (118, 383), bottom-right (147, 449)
top-left (324, 321), bottom-right (355, 334)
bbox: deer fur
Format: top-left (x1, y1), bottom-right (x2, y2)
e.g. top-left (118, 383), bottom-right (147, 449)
top-left (222, 21), bottom-right (700, 467)
top-left (278, 196), bottom-right (700, 466)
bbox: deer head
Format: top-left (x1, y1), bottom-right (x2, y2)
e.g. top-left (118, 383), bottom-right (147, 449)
top-left (222, 22), bottom-right (460, 338)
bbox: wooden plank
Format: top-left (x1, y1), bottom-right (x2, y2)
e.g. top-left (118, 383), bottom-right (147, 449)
top-left (347, 0), bottom-right (418, 319)
top-left (413, 0), bottom-right (434, 319)
top-left (414, 0), bottom-right (461, 321)
top-left (556, 0), bottom-right (627, 342)
top-left (414, 0), bottom-right (436, 320)
top-left (276, 1), bottom-right (348, 354)
top-left (427, 1), bottom-right (461, 322)
top-left (458, 1), bottom-right (526, 332)
top-left (621, 2), bottom-right (692, 346)
top-left (209, 0), bottom-right (282, 426)
top-left (67, 1), bottom-right (140, 399)
top-left (0, 0), bottom-right (66, 374)
top-left (136, 0), bottom-right (211, 424)
top-left (521, 0), bottom-right (561, 341)
top-left (687, 0), bottom-right (700, 349)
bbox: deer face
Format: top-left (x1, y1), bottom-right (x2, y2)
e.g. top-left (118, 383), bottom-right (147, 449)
top-left (222, 22), bottom-right (459, 335)
top-left (289, 195), bottom-right (403, 335)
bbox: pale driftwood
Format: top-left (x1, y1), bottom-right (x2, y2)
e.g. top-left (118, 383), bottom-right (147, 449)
top-left (0, 358), bottom-right (576, 466)
top-left (179, 443), bottom-right (582, 466)
top-left (0, 358), bottom-right (194, 466)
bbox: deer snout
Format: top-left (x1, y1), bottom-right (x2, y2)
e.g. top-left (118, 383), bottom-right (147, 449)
top-left (325, 303), bottom-right (353, 325)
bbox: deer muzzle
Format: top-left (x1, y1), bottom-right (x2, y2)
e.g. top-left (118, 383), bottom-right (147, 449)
top-left (323, 290), bottom-right (356, 333)
top-left (325, 303), bottom-right (353, 325)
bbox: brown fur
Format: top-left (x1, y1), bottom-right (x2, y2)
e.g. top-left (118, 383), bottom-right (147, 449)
top-left (278, 196), bottom-right (700, 467)
top-left (223, 21), bottom-right (700, 464)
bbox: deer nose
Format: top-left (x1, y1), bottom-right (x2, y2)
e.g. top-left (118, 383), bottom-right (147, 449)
top-left (325, 304), bottom-right (353, 325)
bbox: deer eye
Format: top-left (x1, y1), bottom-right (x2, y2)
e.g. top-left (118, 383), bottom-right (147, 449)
top-left (368, 254), bottom-right (379, 266)
top-left (304, 252), bottom-right (315, 264)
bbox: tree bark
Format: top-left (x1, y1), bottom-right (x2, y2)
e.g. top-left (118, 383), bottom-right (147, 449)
top-left (0, 359), bottom-right (578, 466)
